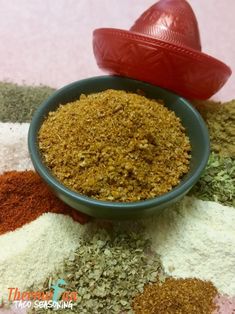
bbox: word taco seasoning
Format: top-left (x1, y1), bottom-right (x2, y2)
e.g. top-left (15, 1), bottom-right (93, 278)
top-left (38, 89), bottom-right (191, 202)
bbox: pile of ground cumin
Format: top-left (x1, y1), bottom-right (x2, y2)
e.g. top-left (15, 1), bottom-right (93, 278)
top-left (38, 90), bottom-right (191, 202)
top-left (193, 99), bottom-right (235, 157)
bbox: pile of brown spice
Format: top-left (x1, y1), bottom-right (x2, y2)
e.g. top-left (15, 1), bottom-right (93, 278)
top-left (38, 89), bottom-right (191, 202)
top-left (0, 171), bottom-right (89, 235)
top-left (132, 277), bottom-right (218, 314)
top-left (193, 99), bottom-right (235, 157)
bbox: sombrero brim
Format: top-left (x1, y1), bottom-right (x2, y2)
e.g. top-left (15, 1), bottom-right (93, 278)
top-left (93, 28), bottom-right (231, 99)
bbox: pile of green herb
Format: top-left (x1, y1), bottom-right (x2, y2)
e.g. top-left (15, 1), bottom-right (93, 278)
top-left (193, 100), bottom-right (235, 157)
top-left (32, 226), bottom-right (165, 314)
top-left (0, 82), bottom-right (55, 122)
top-left (191, 153), bottom-right (235, 207)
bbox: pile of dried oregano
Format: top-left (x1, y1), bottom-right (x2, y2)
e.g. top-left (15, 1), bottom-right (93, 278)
top-left (191, 152), bottom-right (235, 207)
top-left (31, 226), bottom-right (166, 314)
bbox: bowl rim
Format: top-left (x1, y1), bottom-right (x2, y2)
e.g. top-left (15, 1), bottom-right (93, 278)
top-left (28, 75), bottom-right (210, 210)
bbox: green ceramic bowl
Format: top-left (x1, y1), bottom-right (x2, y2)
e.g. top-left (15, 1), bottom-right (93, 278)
top-left (28, 76), bottom-right (210, 219)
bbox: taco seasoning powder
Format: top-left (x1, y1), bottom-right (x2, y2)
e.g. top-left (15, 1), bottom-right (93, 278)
top-left (0, 170), bottom-right (89, 235)
top-left (38, 89), bottom-right (191, 202)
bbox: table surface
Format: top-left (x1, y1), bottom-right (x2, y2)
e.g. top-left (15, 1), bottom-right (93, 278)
top-left (0, 0), bottom-right (234, 101)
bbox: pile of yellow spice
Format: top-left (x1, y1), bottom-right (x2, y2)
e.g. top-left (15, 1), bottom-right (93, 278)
top-left (38, 90), bottom-right (191, 202)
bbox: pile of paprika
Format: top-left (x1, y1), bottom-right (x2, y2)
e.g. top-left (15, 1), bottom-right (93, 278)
top-left (0, 170), bottom-right (89, 235)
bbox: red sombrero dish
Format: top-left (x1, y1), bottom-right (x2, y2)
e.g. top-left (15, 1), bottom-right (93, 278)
top-left (93, 0), bottom-right (231, 100)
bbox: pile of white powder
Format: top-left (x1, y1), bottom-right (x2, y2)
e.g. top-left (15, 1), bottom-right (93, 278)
top-left (0, 123), bottom-right (33, 172)
top-left (143, 197), bottom-right (235, 295)
top-left (0, 213), bottom-right (87, 300)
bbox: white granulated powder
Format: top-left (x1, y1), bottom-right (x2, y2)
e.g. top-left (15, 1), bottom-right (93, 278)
top-left (0, 122), bottom-right (33, 173)
top-left (0, 213), bottom-right (87, 300)
top-left (143, 197), bottom-right (235, 295)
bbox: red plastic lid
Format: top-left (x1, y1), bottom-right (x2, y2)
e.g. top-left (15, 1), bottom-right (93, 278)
top-left (93, 0), bottom-right (231, 100)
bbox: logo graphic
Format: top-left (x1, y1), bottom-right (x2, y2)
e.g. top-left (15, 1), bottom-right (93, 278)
top-left (51, 279), bottom-right (67, 302)
top-left (8, 279), bottom-right (77, 310)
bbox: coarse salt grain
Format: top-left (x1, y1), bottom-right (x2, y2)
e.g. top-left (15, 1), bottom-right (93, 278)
top-left (0, 213), bottom-right (87, 300)
top-left (143, 196), bottom-right (235, 296)
top-left (0, 123), bottom-right (33, 173)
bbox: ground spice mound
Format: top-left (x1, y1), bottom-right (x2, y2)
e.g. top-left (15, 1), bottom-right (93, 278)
top-left (133, 278), bottom-right (218, 314)
top-left (39, 90), bottom-right (191, 202)
top-left (0, 213), bottom-right (87, 302)
top-left (193, 99), bottom-right (235, 157)
top-left (0, 82), bottom-right (55, 122)
top-left (0, 171), bottom-right (89, 234)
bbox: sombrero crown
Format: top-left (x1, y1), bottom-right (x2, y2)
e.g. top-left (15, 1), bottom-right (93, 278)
top-left (130, 0), bottom-right (201, 51)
